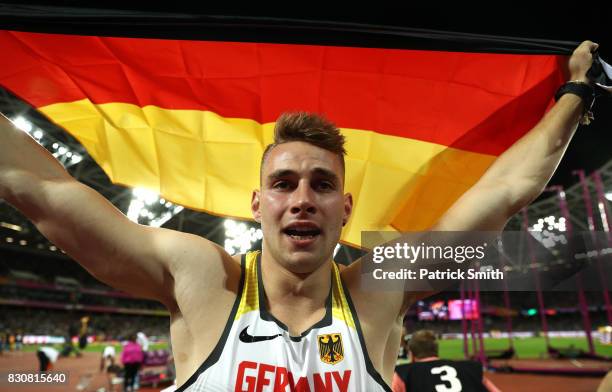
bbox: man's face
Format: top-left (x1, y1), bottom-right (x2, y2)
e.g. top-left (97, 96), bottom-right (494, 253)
top-left (252, 141), bottom-right (352, 274)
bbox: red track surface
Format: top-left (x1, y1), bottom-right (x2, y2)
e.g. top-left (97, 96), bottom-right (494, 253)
top-left (0, 351), bottom-right (606, 391)
top-left (0, 351), bottom-right (163, 392)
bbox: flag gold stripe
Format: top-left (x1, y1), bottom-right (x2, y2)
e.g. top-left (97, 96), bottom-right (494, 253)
top-left (40, 99), bottom-right (496, 246)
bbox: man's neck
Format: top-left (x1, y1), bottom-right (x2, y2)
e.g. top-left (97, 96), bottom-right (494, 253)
top-left (260, 251), bottom-right (332, 313)
top-left (414, 356), bottom-right (439, 362)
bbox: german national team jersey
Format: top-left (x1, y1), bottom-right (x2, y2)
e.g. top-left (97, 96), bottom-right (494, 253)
top-left (177, 251), bottom-right (391, 391)
top-left (395, 359), bottom-right (486, 392)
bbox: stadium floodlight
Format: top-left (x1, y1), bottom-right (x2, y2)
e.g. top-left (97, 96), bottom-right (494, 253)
top-left (48, 139), bottom-right (82, 168)
top-left (149, 206), bottom-right (184, 228)
top-left (127, 198), bottom-right (145, 223)
top-left (223, 218), bottom-right (263, 255)
top-left (8, 117), bottom-right (82, 170)
top-left (529, 215), bottom-right (567, 248)
top-left (0, 222), bottom-right (22, 231)
top-left (127, 187), bottom-right (183, 227)
top-left (530, 215), bottom-right (565, 233)
top-left (12, 116), bottom-right (32, 133)
top-left (132, 187), bottom-right (160, 206)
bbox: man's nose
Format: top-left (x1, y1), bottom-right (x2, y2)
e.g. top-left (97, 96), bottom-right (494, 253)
top-left (290, 182), bottom-right (316, 215)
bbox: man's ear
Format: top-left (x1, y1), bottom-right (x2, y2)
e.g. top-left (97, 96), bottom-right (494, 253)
top-left (342, 193), bottom-right (353, 227)
top-left (251, 190), bottom-right (261, 223)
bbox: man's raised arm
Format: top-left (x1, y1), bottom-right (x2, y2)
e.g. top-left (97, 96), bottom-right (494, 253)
top-left (391, 40), bottom-right (600, 310)
top-left (0, 112), bottom-right (181, 306)
top-left (433, 40), bottom-right (599, 232)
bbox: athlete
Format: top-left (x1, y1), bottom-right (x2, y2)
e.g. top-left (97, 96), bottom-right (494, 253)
top-left (392, 330), bottom-right (501, 392)
top-left (0, 41), bottom-right (599, 390)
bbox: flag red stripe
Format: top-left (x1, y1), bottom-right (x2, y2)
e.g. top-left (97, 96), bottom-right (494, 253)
top-left (0, 31), bottom-right (565, 155)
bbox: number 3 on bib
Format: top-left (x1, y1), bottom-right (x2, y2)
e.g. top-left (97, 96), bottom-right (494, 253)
top-left (431, 365), bottom-right (463, 392)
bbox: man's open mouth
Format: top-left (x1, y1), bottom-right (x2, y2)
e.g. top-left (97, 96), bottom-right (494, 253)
top-left (283, 227), bottom-right (322, 240)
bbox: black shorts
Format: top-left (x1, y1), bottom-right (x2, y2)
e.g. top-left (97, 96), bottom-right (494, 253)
top-left (78, 335), bottom-right (87, 349)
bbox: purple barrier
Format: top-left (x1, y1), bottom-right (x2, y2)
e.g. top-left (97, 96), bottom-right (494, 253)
top-left (143, 350), bottom-right (170, 366)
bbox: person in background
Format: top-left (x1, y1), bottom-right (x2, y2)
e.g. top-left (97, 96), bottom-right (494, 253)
top-left (121, 333), bottom-right (144, 392)
top-left (15, 329), bottom-right (23, 353)
top-left (8, 330), bottom-right (15, 351)
top-left (397, 325), bottom-right (409, 362)
top-left (134, 331), bottom-right (150, 390)
top-left (136, 331), bottom-right (149, 352)
top-left (61, 319), bottom-right (81, 357)
top-left (392, 330), bottom-right (501, 392)
top-left (78, 316), bottom-right (90, 350)
top-left (37, 345), bottom-right (60, 372)
top-left (0, 330), bottom-right (5, 355)
top-left (101, 345), bottom-right (122, 392)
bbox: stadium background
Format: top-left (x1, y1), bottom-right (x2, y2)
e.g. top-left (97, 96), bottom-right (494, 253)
top-left (0, 4), bottom-right (611, 391)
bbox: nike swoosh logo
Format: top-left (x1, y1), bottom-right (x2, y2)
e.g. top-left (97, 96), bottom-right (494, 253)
top-left (239, 326), bottom-right (282, 343)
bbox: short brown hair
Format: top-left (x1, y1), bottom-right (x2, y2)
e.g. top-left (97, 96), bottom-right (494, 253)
top-left (408, 330), bottom-right (439, 359)
top-left (260, 112), bottom-right (346, 183)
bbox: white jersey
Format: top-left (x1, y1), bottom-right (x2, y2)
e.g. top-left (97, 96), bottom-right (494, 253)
top-left (177, 251), bottom-right (390, 391)
top-left (137, 332), bottom-right (149, 352)
top-left (103, 345), bottom-right (116, 358)
top-left (39, 347), bottom-right (59, 363)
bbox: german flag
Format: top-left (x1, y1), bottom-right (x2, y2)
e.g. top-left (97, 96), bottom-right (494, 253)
top-left (0, 20), bottom-right (571, 247)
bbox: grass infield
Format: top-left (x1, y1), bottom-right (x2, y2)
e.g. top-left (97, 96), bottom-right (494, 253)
top-left (439, 337), bottom-right (612, 359)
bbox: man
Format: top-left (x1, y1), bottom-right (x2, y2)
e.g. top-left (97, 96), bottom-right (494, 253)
top-left (0, 41), bottom-right (599, 390)
top-left (135, 331), bottom-right (149, 390)
top-left (61, 319), bottom-right (82, 358)
top-left (100, 346), bottom-right (123, 392)
top-left (37, 345), bottom-right (60, 372)
top-left (122, 333), bottom-right (145, 392)
top-left (100, 345), bottom-right (122, 392)
top-left (78, 316), bottom-right (90, 350)
top-left (136, 331), bottom-right (150, 352)
top-left (392, 330), bottom-right (501, 392)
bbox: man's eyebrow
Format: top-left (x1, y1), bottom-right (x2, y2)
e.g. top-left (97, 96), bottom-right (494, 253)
top-left (266, 169), bottom-right (296, 181)
top-left (266, 168), bottom-right (340, 183)
top-left (312, 167), bottom-right (340, 183)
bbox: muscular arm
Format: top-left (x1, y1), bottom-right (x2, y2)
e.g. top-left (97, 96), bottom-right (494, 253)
top-left (0, 113), bottom-right (179, 306)
top-left (433, 40), bottom-right (597, 232)
top-left (346, 42), bottom-right (600, 333)
top-left (391, 40), bottom-right (600, 310)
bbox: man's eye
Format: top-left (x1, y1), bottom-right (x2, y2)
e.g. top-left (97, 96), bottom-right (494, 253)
top-left (317, 181), bottom-right (334, 191)
top-left (273, 181), bottom-right (290, 189)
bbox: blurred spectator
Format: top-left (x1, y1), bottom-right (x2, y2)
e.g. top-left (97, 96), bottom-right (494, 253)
top-left (121, 333), bottom-right (144, 392)
top-left (136, 331), bottom-right (149, 352)
top-left (37, 345), bottom-right (60, 371)
top-left (100, 345), bottom-right (122, 392)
